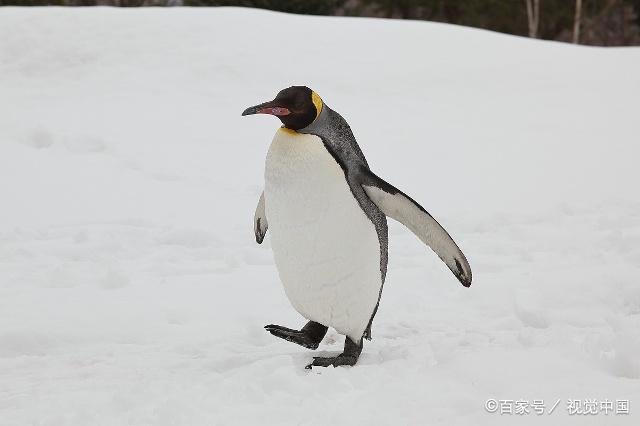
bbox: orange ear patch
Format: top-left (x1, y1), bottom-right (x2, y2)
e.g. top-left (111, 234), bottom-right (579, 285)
top-left (311, 91), bottom-right (323, 118)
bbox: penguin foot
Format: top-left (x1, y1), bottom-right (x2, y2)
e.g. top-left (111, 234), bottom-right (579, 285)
top-left (264, 321), bottom-right (328, 350)
top-left (305, 354), bottom-right (358, 369)
top-left (305, 336), bottom-right (363, 369)
top-left (265, 325), bottom-right (319, 349)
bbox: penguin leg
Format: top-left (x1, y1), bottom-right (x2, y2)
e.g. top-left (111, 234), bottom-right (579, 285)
top-left (264, 321), bottom-right (328, 350)
top-left (305, 336), bottom-right (363, 369)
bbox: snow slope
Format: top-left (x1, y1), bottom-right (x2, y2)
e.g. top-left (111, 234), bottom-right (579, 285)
top-left (1, 6), bottom-right (639, 425)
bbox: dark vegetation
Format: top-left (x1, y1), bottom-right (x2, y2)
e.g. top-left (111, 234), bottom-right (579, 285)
top-left (2, 0), bottom-right (639, 46)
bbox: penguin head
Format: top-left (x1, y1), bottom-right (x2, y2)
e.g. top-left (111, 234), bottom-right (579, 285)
top-left (242, 86), bottom-right (323, 131)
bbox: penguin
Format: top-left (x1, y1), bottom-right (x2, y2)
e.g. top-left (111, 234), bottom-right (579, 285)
top-left (242, 86), bottom-right (472, 369)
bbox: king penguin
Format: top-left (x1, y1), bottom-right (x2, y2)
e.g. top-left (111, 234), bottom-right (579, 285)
top-left (242, 86), bottom-right (472, 369)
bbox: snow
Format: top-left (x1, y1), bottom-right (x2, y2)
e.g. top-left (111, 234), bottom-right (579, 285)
top-left (1, 6), bottom-right (639, 425)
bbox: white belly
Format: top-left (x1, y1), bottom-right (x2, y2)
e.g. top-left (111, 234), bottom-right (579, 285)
top-left (264, 128), bottom-right (381, 342)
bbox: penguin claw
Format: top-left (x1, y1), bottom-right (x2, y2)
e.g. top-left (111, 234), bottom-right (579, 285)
top-left (264, 324), bottom-right (294, 333)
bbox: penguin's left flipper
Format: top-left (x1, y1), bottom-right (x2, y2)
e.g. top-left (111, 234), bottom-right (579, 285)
top-left (358, 168), bottom-right (472, 287)
top-left (254, 191), bottom-right (268, 244)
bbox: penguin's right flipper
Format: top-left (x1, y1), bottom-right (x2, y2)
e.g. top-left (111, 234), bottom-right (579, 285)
top-left (254, 191), bottom-right (268, 244)
top-left (358, 168), bottom-right (472, 287)
top-left (265, 321), bottom-right (328, 350)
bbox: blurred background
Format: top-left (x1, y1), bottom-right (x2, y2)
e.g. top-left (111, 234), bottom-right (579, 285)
top-left (2, 0), bottom-right (639, 46)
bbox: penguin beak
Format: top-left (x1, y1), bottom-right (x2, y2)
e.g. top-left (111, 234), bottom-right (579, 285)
top-left (242, 101), bottom-right (290, 117)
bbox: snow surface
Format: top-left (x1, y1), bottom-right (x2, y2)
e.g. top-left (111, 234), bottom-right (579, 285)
top-left (1, 6), bottom-right (639, 426)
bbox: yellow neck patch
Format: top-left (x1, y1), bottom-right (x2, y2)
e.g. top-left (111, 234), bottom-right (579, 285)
top-left (311, 91), bottom-right (323, 118)
top-left (279, 126), bottom-right (298, 135)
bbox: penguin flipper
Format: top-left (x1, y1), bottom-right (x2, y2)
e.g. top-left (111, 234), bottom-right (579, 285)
top-left (254, 191), bottom-right (268, 244)
top-left (359, 169), bottom-right (472, 287)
